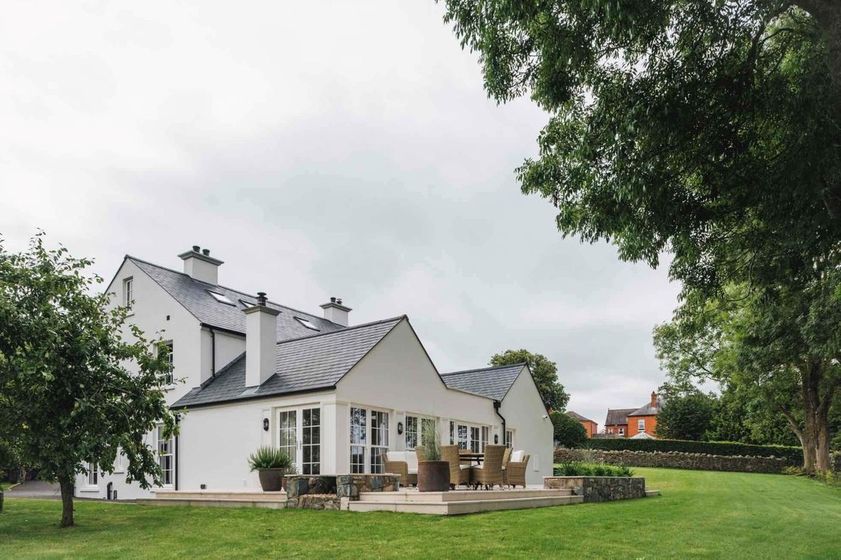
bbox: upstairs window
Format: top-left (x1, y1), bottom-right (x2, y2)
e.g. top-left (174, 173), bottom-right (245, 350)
top-left (637, 419), bottom-right (646, 432)
top-left (159, 341), bottom-right (174, 385)
top-left (123, 277), bottom-right (133, 310)
top-left (295, 317), bottom-right (320, 331)
top-left (207, 291), bottom-right (235, 305)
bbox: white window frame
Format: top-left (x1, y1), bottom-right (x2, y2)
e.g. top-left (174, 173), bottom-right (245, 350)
top-left (157, 425), bottom-right (174, 488)
top-left (637, 419), bottom-right (646, 433)
top-left (348, 405), bottom-right (390, 474)
top-left (505, 429), bottom-right (514, 448)
top-left (123, 277), bottom-right (133, 310)
top-left (86, 463), bottom-right (98, 487)
top-left (618, 427), bottom-right (625, 436)
top-left (114, 448), bottom-right (125, 474)
top-left (276, 405), bottom-right (322, 475)
top-left (405, 415), bottom-right (419, 449)
top-left (159, 340), bottom-right (174, 385)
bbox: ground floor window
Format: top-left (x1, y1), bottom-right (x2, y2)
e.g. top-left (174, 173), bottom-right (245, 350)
top-left (302, 408), bottom-right (321, 475)
top-left (505, 429), bottom-right (514, 448)
top-left (349, 406), bottom-right (389, 474)
top-left (87, 463), bottom-right (98, 486)
top-left (470, 427), bottom-right (480, 452)
top-left (405, 415), bottom-right (419, 449)
top-left (157, 425), bottom-right (174, 486)
top-left (481, 426), bottom-right (489, 451)
top-left (278, 406), bottom-right (321, 475)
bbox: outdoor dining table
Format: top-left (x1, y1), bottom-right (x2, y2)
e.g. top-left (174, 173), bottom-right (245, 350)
top-left (459, 452), bottom-right (484, 466)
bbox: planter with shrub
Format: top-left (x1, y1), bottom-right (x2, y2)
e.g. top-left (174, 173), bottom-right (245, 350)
top-left (248, 447), bottom-right (294, 491)
top-left (417, 420), bottom-right (449, 492)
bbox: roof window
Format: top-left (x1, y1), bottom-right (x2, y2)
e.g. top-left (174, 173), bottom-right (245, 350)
top-left (295, 317), bottom-right (320, 331)
top-left (207, 291), bottom-right (235, 305)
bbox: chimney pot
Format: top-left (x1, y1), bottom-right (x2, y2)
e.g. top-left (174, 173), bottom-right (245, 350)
top-left (331, 297), bottom-right (336, 303)
top-left (257, 292), bottom-right (267, 306)
top-left (336, 298), bottom-right (342, 305)
top-left (202, 248), bottom-right (210, 256)
top-left (192, 245), bottom-right (200, 252)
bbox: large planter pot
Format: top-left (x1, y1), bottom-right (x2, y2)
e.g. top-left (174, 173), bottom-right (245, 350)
top-left (258, 468), bottom-right (288, 492)
top-left (417, 461), bottom-right (450, 492)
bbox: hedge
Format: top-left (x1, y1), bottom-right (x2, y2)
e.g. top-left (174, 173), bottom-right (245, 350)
top-left (586, 438), bottom-right (803, 465)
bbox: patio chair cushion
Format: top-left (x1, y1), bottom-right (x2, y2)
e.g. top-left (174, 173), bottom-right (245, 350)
top-left (511, 450), bottom-right (525, 462)
top-left (387, 451), bottom-right (407, 463)
top-left (405, 451), bottom-right (418, 473)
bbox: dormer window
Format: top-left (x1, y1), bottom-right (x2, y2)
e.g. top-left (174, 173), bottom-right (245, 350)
top-left (295, 317), bottom-right (320, 331)
top-left (207, 291), bottom-right (235, 305)
top-left (123, 277), bottom-right (133, 310)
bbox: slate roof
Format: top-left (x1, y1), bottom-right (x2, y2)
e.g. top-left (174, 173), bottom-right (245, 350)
top-left (439, 363), bottom-right (525, 401)
top-left (127, 256), bottom-right (344, 341)
top-left (172, 317), bottom-right (403, 408)
top-left (566, 410), bottom-right (596, 424)
top-left (604, 408), bottom-right (636, 426)
top-left (628, 400), bottom-right (662, 417)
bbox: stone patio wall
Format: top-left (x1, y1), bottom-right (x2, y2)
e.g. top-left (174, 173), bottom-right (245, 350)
top-left (544, 476), bottom-right (646, 502)
top-left (284, 474), bottom-right (400, 503)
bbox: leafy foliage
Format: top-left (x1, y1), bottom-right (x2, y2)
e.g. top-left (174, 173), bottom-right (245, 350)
top-left (586, 437), bottom-right (803, 465)
top-left (420, 419), bottom-right (442, 461)
top-left (0, 234), bottom-right (177, 526)
top-left (553, 462), bottom-right (633, 477)
top-left (489, 349), bottom-right (568, 411)
top-left (551, 411), bottom-right (588, 448)
top-left (247, 447), bottom-right (293, 471)
top-left (656, 391), bottom-right (717, 441)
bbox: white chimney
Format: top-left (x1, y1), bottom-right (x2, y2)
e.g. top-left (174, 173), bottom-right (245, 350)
top-left (320, 297), bottom-right (351, 326)
top-left (178, 245), bottom-right (223, 285)
top-left (245, 292), bottom-right (279, 387)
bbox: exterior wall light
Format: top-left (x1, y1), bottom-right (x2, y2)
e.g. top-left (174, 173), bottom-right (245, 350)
top-left (262, 418), bottom-right (269, 431)
top-left (397, 422), bottom-right (404, 435)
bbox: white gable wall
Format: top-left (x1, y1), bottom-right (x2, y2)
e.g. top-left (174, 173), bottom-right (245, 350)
top-left (498, 368), bottom-right (554, 485)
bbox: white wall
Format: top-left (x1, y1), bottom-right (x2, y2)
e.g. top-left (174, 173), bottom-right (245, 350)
top-left (498, 368), bottom-right (554, 485)
top-left (200, 328), bottom-right (245, 383)
top-left (76, 258), bottom-right (202, 499)
top-left (178, 391), bottom-right (334, 491)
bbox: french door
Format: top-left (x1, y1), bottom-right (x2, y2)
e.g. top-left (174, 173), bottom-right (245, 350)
top-left (277, 406), bottom-right (321, 475)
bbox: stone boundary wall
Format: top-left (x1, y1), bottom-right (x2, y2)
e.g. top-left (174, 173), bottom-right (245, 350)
top-left (544, 476), bottom-right (646, 502)
top-left (555, 448), bottom-right (788, 474)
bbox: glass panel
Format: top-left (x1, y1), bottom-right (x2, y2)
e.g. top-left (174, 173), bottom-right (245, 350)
top-left (405, 416), bottom-right (418, 449)
top-left (458, 425), bottom-right (468, 450)
top-left (370, 410), bottom-right (389, 473)
top-left (301, 407), bottom-right (320, 475)
top-left (449, 421), bottom-right (455, 445)
top-left (350, 445), bottom-right (365, 474)
top-left (470, 427), bottom-right (480, 453)
top-left (278, 410), bottom-right (298, 465)
top-left (157, 425), bottom-right (173, 486)
top-left (481, 426), bottom-right (489, 452)
top-left (350, 407), bottom-right (367, 473)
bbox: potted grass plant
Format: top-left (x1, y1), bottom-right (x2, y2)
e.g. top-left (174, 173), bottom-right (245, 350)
top-left (417, 420), bottom-right (450, 492)
top-left (248, 447), bottom-right (293, 491)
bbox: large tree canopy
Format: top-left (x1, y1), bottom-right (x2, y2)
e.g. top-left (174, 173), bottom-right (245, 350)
top-left (441, 0), bottom-right (841, 294)
top-left (489, 349), bottom-right (569, 411)
top-left (0, 235), bottom-right (177, 526)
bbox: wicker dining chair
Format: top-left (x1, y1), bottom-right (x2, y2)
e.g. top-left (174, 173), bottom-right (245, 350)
top-left (441, 445), bottom-right (471, 488)
top-left (503, 453), bottom-right (530, 488)
top-left (382, 452), bottom-right (417, 487)
top-left (470, 444), bottom-right (505, 490)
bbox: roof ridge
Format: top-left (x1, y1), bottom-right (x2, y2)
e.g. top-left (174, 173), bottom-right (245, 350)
top-left (441, 362), bottom-right (527, 376)
top-left (125, 255), bottom-right (341, 326)
top-left (274, 316), bottom-right (406, 345)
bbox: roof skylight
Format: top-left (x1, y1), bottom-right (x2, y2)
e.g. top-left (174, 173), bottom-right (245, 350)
top-left (295, 317), bottom-right (320, 331)
top-left (207, 291), bottom-right (235, 305)
top-left (239, 299), bottom-right (255, 308)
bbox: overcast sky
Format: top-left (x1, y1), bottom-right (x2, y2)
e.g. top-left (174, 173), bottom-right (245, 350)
top-left (0, 1), bottom-right (681, 427)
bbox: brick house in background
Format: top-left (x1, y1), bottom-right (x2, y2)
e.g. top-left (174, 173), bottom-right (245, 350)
top-left (566, 411), bottom-right (598, 438)
top-left (604, 392), bottom-right (662, 438)
top-left (603, 408), bottom-right (635, 437)
top-left (627, 392), bottom-right (662, 438)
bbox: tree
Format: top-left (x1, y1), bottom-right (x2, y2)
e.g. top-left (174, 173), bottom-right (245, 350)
top-left (654, 280), bottom-right (841, 472)
top-left (489, 349), bottom-right (568, 411)
top-left (0, 234), bottom-right (177, 527)
top-left (441, 0), bottom-right (841, 295)
top-left (551, 412), bottom-right (588, 448)
top-left (656, 390), bottom-right (716, 441)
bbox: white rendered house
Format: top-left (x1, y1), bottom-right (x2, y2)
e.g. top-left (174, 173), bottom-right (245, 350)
top-left (75, 247), bottom-right (553, 499)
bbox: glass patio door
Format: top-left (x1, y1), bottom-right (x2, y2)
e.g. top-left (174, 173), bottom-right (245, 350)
top-left (277, 407), bottom-right (321, 475)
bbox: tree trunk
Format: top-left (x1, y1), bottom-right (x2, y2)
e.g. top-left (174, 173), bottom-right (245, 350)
top-left (58, 474), bottom-right (75, 528)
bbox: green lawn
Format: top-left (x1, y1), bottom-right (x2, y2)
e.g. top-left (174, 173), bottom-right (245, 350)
top-left (1, 468), bottom-right (840, 559)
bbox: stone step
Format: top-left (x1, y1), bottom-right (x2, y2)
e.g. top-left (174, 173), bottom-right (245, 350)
top-left (349, 494), bottom-right (583, 515)
top-left (646, 489), bottom-right (661, 497)
top-left (137, 498), bottom-right (287, 509)
top-left (153, 490), bottom-right (287, 502)
top-left (359, 488), bottom-right (572, 503)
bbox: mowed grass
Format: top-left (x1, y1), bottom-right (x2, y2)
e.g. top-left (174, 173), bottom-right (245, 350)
top-left (1, 468), bottom-right (840, 559)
